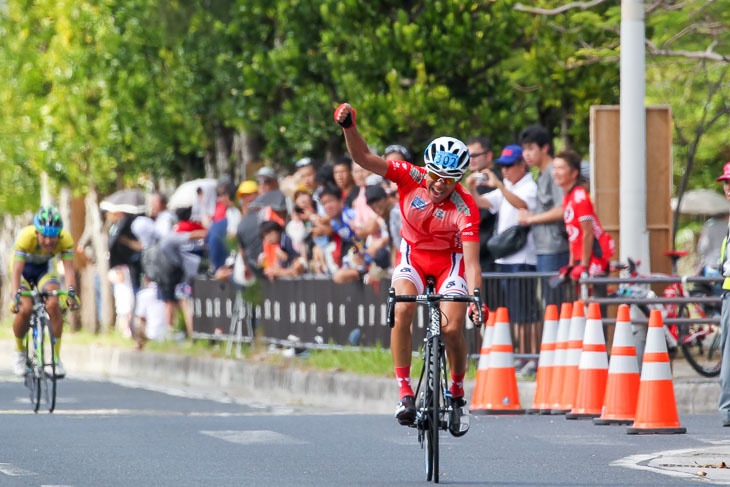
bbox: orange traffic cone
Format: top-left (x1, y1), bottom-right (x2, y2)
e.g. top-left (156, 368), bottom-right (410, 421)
top-left (470, 311), bottom-right (496, 411)
top-left (566, 303), bottom-right (608, 419)
top-left (548, 302), bottom-right (572, 414)
top-left (553, 301), bottom-right (585, 414)
top-left (594, 304), bottom-right (640, 425)
top-left (627, 309), bottom-right (686, 434)
top-left (472, 307), bottom-right (524, 415)
top-left (528, 305), bottom-right (559, 414)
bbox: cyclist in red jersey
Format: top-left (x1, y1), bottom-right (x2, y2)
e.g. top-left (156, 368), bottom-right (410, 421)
top-left (334, 103), bottom-right (484, 436)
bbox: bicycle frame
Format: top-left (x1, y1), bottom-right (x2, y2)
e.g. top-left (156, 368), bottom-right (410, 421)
top-left (386, 278), bottom-right (482, 483)
top-left (20, 287), bottom-right (67, 413)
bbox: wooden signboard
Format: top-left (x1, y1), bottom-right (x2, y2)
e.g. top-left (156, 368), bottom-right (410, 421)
top-left (589, 106), bottom-right (673, 275)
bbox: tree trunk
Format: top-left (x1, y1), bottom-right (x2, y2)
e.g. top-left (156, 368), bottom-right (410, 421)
top-left (84, 186), bottom-right (115, 331)
top-left (203, 150), bottom-right (215, 179)
top-left (57, 186), bottom-right (81, 331)
top-left (215, 122), bottom-right (231, 177)
top-left (0, 213), bottom-right (32, 321)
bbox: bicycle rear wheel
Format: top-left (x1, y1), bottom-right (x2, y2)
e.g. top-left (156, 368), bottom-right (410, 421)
top-left (679, 307), bottom-right (721, 378)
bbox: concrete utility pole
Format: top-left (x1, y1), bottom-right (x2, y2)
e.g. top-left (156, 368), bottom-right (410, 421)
top-left (620, 0), bottom-right (651, 272)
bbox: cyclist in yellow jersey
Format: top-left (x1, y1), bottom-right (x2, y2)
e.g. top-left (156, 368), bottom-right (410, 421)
top-left (10, 206), bottom-right (78, 378)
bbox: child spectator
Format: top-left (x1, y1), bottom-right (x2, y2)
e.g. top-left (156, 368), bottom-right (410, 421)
top-left (258, 220), bottom-right (305, 280)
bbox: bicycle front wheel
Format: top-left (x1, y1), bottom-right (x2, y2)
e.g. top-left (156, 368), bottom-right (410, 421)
top-left (25, 335), bottom-right (41, 412)
top-left (425, 338), bottom-right (440, 483)
top-left (42, 320), bottom-right (57, 412)
top-left (679, 307), bottom-right (721, 378)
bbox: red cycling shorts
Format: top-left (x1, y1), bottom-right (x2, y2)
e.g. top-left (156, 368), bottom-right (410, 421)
top-left (391, 239), bottom-right (468, 295)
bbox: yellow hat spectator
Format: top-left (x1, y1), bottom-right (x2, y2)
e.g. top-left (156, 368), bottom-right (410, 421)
top-left (236, 180), bottom-right (259, 199)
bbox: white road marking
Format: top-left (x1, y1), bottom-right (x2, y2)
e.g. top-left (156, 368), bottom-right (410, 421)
top-left (611, 452), bottom-right (697, 480)
top-left (0, 463), bottom-right (37, 476)
top-left (14, 397), bottom-right (78, 404)
top-left (0, 409), bottom-right (312, 417)
top-left (200, 430), bottom-right (309, 445)
top-left (612, 445), bottom-right (730, 484)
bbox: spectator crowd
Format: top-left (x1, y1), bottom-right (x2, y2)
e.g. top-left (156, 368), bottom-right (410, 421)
top-left (78, 124), bottom-right (608, 364)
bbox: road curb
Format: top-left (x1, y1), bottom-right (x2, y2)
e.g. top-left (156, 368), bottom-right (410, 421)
top-left (1, 341), bottom-right (720, 414)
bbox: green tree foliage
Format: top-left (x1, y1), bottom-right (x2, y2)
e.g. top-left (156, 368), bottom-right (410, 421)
top-left (0, 0), bottom-right (721, 217)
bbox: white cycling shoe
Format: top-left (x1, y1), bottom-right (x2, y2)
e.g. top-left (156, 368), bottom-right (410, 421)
top-left (44, 361), bottom-right (66, 379)
top-left (12, 350), bottom-right (27, 376)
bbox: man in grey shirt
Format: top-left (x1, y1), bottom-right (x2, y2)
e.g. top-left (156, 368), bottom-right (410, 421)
top-left (517, 125), bottom-right (570, 278)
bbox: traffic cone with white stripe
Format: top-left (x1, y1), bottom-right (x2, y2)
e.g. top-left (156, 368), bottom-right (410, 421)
top-left (472, 307), bottom-right (524, 415)
top-left (553, 301), bottom-right (585, 414)
top-left (627, 309), bottom-right (686, 434)
top-left (470, 310), bottom-right (496, 411)
top-left (594, 304), bottom-right (640, 425)
top-left (528, 305), bottom-right (559, 414)
top-left (548, 302), bottom-right (572, 414)
top-left (566, 302), bottom-right (608, 419)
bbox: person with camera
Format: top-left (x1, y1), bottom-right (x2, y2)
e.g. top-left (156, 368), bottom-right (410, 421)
top-left (467, 145), bottom-right (540, 364)
top-left (466, 136), bottom-right (500, 273)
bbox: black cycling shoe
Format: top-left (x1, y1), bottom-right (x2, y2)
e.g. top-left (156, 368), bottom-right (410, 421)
top-left (449, 396), bottom-right (470, 437)
top-left (395, 395), bottom-right (417, 426)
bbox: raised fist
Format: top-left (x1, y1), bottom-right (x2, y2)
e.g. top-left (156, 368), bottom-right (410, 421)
top-left (334, 103), bottom-right (356, 129)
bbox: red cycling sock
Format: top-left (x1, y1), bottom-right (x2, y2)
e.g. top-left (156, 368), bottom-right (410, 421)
top-left (450, 371), bottom-right (466, 398)
top-left (395, 366), bottom-right (414, 399)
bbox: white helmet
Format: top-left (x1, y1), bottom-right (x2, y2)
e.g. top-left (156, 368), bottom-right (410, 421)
top-left (423, 136), bottom-right (470, 179)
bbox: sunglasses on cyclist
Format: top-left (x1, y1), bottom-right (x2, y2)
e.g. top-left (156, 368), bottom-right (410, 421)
top-left (426, 171), bottom-right (457, 185)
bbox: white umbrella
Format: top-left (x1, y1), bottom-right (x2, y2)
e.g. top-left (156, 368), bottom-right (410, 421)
top-left (168, 179), bottom-right (218, 217)
top-left (671, 189), bottom-right (730, 216)
top-left (100, 189), bottom-right (146, 215)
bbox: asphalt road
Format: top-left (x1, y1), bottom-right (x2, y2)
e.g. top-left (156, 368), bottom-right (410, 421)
top-left (0, 371), bottom-right (727, 487)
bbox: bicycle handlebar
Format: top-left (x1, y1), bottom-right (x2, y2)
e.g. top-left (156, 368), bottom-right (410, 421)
top-left (19, 290), bottom-right (69, 298)
top-left (386, 287), bottom-right (483, 328)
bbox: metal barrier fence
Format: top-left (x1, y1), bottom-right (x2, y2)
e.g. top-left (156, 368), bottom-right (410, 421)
top-left (191, 272), bottom-right (580, 356)
top-left (481, 272), bottom-right (578, 324)
top-left (578, 274), bottom-right (723, 325)
top-left (192, 276), bottom-right (480, 354)
top-left (191, 272), bottom-right (721, 354)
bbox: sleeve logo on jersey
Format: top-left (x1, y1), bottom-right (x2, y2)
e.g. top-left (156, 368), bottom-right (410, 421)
top-left (449, 192), bottom-right (470, 216)
top-left (409, 166), bottom-right (425, 184)
top-left (434, 208), bottom-right (445, 219)
top-left (410, 196), bottom-right (427, 211)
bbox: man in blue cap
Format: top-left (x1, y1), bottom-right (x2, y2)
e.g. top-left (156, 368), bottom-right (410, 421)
top-left (472, 144), bottom-right (540, 363)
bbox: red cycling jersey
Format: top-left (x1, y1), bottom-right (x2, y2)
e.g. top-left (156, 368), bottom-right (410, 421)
top-left (563, 185), bottom-right (613, 267)
top-left (386, 160), bottom-right (479, 252)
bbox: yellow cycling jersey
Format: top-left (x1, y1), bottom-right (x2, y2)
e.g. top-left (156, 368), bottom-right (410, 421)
top-left (11, 225), bottom-right (74, 278)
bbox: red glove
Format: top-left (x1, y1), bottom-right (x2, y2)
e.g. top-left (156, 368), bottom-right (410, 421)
top-left (334, 103), bottom-right (356, 129)
top-left (569, 265), bottom-right (586, 281)
top-left (558, 265), bottom-right (571, 279)
top-left (468, 304), bottom-right (488, 326)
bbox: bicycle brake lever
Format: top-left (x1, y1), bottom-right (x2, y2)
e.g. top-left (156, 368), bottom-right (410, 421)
top-left (386, 287), bottom-right (396, 328)
top-left (471, 288), bottom-right (483, 328)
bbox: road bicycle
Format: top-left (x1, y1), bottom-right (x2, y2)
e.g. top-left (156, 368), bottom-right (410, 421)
top-left (386, 277), bottom-right (482, 483)
top-left (17, 287), bottom-right (71, 413)
top-left (609, 251), bottom-right (722, 377)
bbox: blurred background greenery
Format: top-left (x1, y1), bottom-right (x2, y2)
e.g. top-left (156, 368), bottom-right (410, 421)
top-left (0, 0), bottom-right (727, 214)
